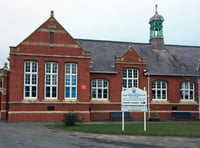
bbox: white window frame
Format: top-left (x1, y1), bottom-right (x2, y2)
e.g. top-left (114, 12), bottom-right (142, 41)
top-left (24, 61), bottom-right (38, 99)
top-left (122, 68), bottom-right (138, 91)
top-left (65, 63), bottom-right (77, 99)
top-left (180, 81), bottom-right (195, 101)
top-left (152, 80), bottom-right (167, 100)
top-left (45, 62), bottom-right (58, 99)
top-left (91, 79), bottom-right (109, 100)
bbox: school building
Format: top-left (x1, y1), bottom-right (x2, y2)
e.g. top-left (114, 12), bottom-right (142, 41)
top-left (0, 7), bottom-right (200, 122)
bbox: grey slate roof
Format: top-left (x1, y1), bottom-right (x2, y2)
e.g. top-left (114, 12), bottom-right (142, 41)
top-left (76, 39), bottom-right (200, 76)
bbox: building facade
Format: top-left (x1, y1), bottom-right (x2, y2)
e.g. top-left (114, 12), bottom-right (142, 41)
top-left (1, 8), bottom-right (200, 122)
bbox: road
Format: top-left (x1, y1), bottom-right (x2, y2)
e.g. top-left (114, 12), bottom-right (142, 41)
top-left (0, 121), bottom-right (199, 148)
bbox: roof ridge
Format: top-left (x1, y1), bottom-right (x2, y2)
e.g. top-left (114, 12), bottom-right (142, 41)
top-left (75, 38), bottom-right (149, 45)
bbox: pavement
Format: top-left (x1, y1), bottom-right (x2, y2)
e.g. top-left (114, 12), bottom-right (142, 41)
top-left (0, 121), bottom-right (200, 148)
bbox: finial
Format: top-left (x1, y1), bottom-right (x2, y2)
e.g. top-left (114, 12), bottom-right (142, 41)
top-left (128, 42), bottom-right (134, 50)
top-left (50, 10), bottom-right (54, 17)
top-left (155, 4), bottom-right (158, 14)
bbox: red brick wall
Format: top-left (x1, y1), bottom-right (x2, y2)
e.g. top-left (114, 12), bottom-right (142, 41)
top-left (6, 15), bottom-right (200, 122)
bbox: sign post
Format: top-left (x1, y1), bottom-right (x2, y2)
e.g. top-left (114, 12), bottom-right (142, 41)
top-left (121, 87), bottom-right (147, 132)
top-left (122, 111), bottom-right (124, 131)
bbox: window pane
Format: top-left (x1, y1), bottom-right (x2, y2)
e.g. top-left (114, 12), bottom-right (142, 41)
top-left (133, 80), bottom-right (137, 87)
top-left (66, 75), bottom-right (70, 85)
top-left (72, 64), bottom-right (77, 74)
top-left (123, 79), bottom-right (127, 88)
top-left (128, 80), bottom-right (132, 88)
top-left (25, 86), bottom-right (30, 97)
top-left (103, 89), bottom-right (107, 99)
top-left (157, 81), bottom-right (161, 88)
top-left (52, 63), bottom-right (57, 73)
top-left (98, 89), bottom-right (102, 98)
top-left (25, 74), bottom-right (30, 84)
top-left (25, 62), bottom-right (30, 72)
top-left (46, 87), bottom-right (50, 97)
top-left (123, 69), bottom-right (127, 78)
top-left (66, 64), bottom-right (70, 74)
top-left (52, 87), bottom-right (57, 97)
top-left (32, 62), bottom-right (37, 72)
top-left (32, 86), bottom-right (36, 97)
top-left (98, 80), bottom-right (102, 87)
top-left (103, 81), bottom-right (107, 87)
top-left (92, 80), bottom-right (96, 87)
top-left (46, 75), bottom-right (50, 85)
top-left (72, 76), bottom-right (76, 85)
top-left (65, 87), bottom-right (70, 98)
top-left (128, 69), bottom-right (132, 78)
top-left (32, 74), bottom-right (37, 84)
top-left (190, 83), bottom-right (194, 89)
top-left (92, 89), bottom-right (96, 98)
top-left (133, 69), bottom-right (138, 78)
top-left (72, 87), bottom-right (76, 98)
top-left (52, 75), bottom-right (57, 85)
top-left (46, 63), bottom-right (51, 73)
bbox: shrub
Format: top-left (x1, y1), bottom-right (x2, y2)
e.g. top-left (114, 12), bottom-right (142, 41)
top-left (63, 112), bottom-right (81, 126)
top-left (148, 112), bottom-right (160, 121)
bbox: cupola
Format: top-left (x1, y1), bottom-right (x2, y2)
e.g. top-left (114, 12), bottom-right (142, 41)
top-left (149, 5), bottom-right (165, 49)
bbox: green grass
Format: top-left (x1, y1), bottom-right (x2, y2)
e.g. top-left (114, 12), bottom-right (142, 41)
top-left (48, 122), bottom-right (200, 137)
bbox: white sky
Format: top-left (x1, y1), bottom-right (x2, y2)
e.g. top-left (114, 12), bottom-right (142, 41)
top-left (1, 0), bottom-right (200, 67)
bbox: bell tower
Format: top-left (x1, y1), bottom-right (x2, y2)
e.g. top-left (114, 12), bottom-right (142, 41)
top-left (149, 5), bottom-right (164, 49)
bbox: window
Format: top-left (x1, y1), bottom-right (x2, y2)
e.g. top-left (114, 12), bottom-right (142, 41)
top-left (24, 61), bottom-right (38, 99)
top-left (122, 68), bottom-right (138, 90)
top-left (0, 79), bottom-right (2, 88)
top-left (65, 63), bottom-right (77, 99)
top-left (45, 62), bottom-right (58, 99)
top-left (50, 32), bottom-right (54, 44)
top-left (91, 79), bottom-right (109, 100)
top-left (152, 80), bottom-right (167, 100)
top-left (180, 81), bottom-right (194, 100)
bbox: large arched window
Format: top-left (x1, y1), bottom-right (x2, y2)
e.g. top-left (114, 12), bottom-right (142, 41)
top-left (152, 80), bottom-right (167, 100)
top-left (24, 61), bottom-right (38, 99)
top-left (180, 81), bottom-right (194, 100)
top-left (45, 62), bottom-right (58, 99)
top-left (91, 79), bottom-right (109, 100)
top-left (65, 63), bottom-right (77, 99)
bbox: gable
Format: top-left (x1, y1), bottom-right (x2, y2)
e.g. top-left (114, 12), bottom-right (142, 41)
top-left (116, 45), bottom-right (147, 64)
top-left (10, 12), bottom-right (89, 57)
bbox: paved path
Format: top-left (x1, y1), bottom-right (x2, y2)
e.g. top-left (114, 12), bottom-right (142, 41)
top-left (0, 121), bottom-right (199, 148)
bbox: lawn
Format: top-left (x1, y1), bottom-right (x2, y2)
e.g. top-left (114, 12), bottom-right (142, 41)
top-left (48, 122), bottom-right (200, 137)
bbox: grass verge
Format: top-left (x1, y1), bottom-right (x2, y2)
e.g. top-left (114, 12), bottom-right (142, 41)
top-left (48, 122), bottom-right (200, 137)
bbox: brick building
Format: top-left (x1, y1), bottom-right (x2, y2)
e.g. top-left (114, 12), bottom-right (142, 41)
top-left (0, 8), bottom-right (200, 122)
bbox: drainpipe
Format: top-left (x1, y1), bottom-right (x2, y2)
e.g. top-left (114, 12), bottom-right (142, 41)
top-left (196, 60), bottom-right (200, 120)
top-left (198, 77), bottom-right (200, 120)
top-left (147, 74), bottom-right (151, 118)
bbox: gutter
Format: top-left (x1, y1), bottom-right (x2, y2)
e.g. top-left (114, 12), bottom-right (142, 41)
top-left (144, 73), bottom-right (200, 77)
top-left (90, 71), bottom-right (118, 74)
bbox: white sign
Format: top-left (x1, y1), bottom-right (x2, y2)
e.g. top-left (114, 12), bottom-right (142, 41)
top-left (121, 87), bottom-right (147, 132)
top-left (121, 87), bottom-right (147, 112)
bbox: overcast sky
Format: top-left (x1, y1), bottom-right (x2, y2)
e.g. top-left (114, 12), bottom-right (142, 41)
top-left (1, 0), bottom-right (200, 68)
